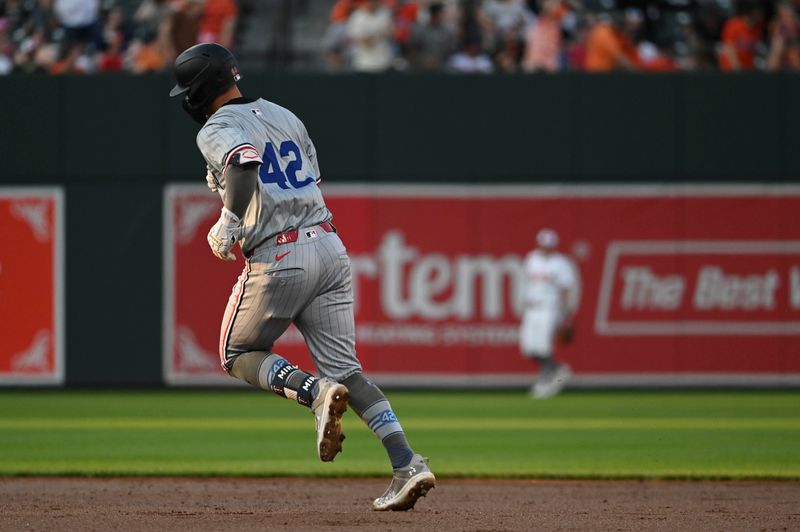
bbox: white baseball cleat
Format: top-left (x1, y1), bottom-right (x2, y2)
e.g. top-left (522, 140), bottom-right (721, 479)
top-left (373, 454), bottom-right (436, 511)
top-left (532, 364), bottom-right (572, 399)
top-left (311, 378), bottom-right (349, 462)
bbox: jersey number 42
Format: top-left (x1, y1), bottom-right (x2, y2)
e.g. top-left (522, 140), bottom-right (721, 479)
top-left (259, 140), bottom-right (314, 190)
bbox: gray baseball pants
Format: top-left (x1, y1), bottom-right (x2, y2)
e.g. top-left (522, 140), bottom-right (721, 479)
top-left (218, 225), bottom-right (362, 381)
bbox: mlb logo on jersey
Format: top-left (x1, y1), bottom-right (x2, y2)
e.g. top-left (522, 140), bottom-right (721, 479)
top-left (305, 229), bottom-right (318, 239)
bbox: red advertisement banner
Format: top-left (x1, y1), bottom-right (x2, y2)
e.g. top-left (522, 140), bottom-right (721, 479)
top-left (0, 189), bottom-right (64, 385)
top-left (164, 185), bottom-right (800, 386)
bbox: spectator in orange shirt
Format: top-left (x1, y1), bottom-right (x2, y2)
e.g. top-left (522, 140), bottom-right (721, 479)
top-left (130, 30), bottom-right (166, 72)
top-left (719, 0), bottom-right (764, 71)
top-left (197, 0), bottom-right (237, 49)
top-left (585, 12), bottom-right (637, 72)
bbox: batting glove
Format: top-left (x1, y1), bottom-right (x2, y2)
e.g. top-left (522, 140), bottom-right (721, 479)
top-left (205, 165), bottom-right (220, 192)
top-left (207, 207), bottom-right (241, 261)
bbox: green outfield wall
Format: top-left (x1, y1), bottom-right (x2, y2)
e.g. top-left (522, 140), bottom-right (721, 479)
top-left (3, 73), bottom-right (800, 184)
top-left (1, 73), bottom-right (798, 386)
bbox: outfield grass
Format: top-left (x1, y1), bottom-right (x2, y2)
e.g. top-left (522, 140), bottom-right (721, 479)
top-left (0, 390), bottom-right (798, 479)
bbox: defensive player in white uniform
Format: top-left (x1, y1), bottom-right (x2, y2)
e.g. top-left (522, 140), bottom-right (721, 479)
top-left (520, 228), bottom-right (577, 398)
top-left (169, 43), bottom-right (434, 510)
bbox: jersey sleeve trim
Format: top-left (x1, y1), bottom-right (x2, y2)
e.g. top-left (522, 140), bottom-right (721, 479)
top-left (223, 143), bottom-right (263, 172)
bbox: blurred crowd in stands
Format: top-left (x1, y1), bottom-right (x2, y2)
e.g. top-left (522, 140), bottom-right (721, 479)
top-left (325, 0), bottom-right (800, 72)
top-left (1, 0), bottom-right (799, 75)
top-left (0, 0), bottom-right (237, 74)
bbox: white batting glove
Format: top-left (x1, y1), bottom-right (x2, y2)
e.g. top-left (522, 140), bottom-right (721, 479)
top-left (207, 207), bottom-right (241, 261)
top-left (205, 165), bottom-right (219, 192)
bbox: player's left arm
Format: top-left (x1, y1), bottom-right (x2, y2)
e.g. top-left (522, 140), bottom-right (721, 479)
top-left (200, 127), bottom-right (263, 261)
top-left (557, 257), bottom-right (578, 320)
top-left (206, 155), bottom-right (260, 261)
top-left (556, 264), bottom-right (577, 345)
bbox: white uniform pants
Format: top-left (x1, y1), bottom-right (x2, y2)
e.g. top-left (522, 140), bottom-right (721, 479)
top-left (519, 308), bottom-right (559, 358)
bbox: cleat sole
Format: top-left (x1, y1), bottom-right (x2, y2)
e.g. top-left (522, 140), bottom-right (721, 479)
top-left (318, 388), bottom-right (349, 462)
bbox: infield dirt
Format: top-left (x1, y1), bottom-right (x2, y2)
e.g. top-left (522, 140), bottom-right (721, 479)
top-left (1, 477), bottom-right (799, 531)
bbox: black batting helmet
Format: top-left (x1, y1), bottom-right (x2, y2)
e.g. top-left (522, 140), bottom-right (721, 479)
top-left (169, 43), bottom-right (241, 123)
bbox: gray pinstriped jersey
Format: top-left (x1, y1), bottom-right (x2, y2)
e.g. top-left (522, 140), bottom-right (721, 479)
top-left (196, 98), bottom-right (332, 255)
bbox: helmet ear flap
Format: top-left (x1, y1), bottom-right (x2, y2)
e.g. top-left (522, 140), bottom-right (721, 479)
top-left (185, 61), bottom-right (233, 113)
top-left (186, 79), bottom-right (210, 109)
top-left (182, 95), bottom-right (209, 125)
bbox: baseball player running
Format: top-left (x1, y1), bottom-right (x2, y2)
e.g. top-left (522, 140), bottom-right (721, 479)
top-left (169, 43), bottom-right (434, 511)
top-left (520, 228), bottom-right (577, 399)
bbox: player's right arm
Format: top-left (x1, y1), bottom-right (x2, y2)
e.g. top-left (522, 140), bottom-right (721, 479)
top-left (205, 165), bottom-right (220, 192)
top-left (521, 252), bottom-right (536, 309)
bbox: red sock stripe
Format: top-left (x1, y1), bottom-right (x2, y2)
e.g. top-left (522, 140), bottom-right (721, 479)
top-left (219, 261), bottom-right (251, 368)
